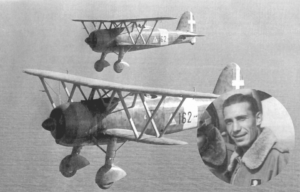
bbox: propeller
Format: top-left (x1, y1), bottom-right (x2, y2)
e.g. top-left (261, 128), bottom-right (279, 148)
top-left (42, 117), bottom-right (56, 131)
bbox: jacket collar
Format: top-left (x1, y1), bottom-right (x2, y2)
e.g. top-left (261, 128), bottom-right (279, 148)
top-left (228, 128), bottom-right (277, 170)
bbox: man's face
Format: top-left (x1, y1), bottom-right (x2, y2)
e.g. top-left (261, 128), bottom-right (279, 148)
top-left (224, 102), bottom-right (261, 149)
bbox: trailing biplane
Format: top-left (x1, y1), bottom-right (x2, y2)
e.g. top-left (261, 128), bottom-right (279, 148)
top-left (74, 11), bottom-right (203, 73)
top-left (23, 63), bottom-right (244, 189)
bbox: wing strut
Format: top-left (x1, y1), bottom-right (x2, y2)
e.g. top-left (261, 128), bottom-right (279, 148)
top-left (108, 91), bottom-right (116, 107)
top-left (111, 93), bottom-right (137, 114)
top-left (134, 21), bottom-right (147, 44)
top-left (80, 21), bottom-right (89, 35)
top-left (68, 84), bottom-right (77, 102)
top-left (77, 86), bottom-right (87, 100)
top-left (61, 81), bottom-right (73, 102)
top-left (124, 22), bottom-right (135, 44)
top-left (88, 88), bottom-right (96, 100)
top-left (138, 95), bottom-right (166, 139)
top-left (145, 20), bottom-right (158, 44)
top-left (98, 22), bottom-right (102, 30)
top-left (40, 77), bottom-right (56, 108)
top-left (160, 97), bottom-right (186, 137)
top-left (117, 91), bottom-right (139, 139)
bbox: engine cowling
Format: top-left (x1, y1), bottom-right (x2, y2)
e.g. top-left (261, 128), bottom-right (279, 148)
top-left (42, 98), bottom-right (119, 146)
top-left (42, 102), bottom-right (97, 146)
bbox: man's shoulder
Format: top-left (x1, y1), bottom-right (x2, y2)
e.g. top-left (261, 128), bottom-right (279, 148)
top-left (264, 126), bottom-right (290, 154)
top-left (272, 142), bottom-right (289, 153)
top-left (241, 127), bottom-right (276, 169)
top-left (269, 141), bottom-right (290, 163)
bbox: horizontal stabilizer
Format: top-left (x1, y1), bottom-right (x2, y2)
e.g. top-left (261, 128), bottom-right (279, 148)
top-left (180, 34), bottom-right (204, 38)
top-left (103, 129), bottom-right (187, 145)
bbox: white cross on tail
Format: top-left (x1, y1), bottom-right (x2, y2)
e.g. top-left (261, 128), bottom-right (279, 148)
top-left (188, 12), bottom-right (195, 32)
top-left (232, 64), bottom-right (244, 89)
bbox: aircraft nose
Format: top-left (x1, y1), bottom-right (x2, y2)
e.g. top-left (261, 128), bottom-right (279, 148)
top-left (42, 117), bottom-right (56, 131)
top-left (85, 32), bottom-right (97, 48)
top-left (43, 108), bottom-right (66, 140)
top-left (85, 37), bottom-right (91, 44)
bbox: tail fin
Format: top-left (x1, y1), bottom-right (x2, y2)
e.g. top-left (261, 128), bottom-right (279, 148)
top-left (176, 11), bottom-right (196, 33)
top-left (213, 63), bottom-right (245, 94)
top-left (176, 11), bottom-right (197, 44)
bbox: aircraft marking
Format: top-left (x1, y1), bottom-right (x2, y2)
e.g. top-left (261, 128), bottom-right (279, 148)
top-left (188, 12), bottom-right (195, 32)
top-left (182, 98), bottom-right (197, 129)
top-left (152, 36), bottom-right (158, 44)
top-left (168, 113), bottom-right (177, 125)
top-left (158, 29), bottom-right (169, 45)
top-left (178, 112), bottom-right (192, 124)
top-left (232, 64), bottom-right (244, 89)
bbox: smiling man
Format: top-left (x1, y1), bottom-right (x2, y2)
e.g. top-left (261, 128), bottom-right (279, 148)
top-left (223, 94), bottom-right (262, 152)
top-left (198, 93), bottom-right (290, 187)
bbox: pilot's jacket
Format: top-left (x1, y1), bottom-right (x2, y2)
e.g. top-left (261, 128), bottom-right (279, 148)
top-left (198, 126), bottom-right (289, 186)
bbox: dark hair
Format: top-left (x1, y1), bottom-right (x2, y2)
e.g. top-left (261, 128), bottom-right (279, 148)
top-left (222, 94), bottom-right (260, 115)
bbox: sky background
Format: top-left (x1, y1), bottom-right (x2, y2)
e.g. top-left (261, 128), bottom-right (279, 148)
top-left (0, 0), bottom-right (299, 191)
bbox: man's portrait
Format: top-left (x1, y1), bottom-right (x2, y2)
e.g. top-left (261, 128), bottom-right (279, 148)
top-left (197, 89), bottom-right (294, 187)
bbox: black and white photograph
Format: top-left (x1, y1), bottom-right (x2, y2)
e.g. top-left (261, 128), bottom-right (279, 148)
top-left (0, 0), bottom-right (299, 192)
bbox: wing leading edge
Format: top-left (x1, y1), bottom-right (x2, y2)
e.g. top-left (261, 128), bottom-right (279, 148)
top-left (24, 69), bottom-right (218, 99)
top-left (73, 17), bottom-right (176, 23)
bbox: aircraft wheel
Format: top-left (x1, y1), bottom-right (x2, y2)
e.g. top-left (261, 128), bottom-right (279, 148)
top-left (59, 155), bottom-right (77, 178)
top-left (94, 60), bottom-right (104, 72)
top-left (95, 164), bottom-right (126, 189)
top-left (61, 167), bottom-right (77, 178)
top-left (98, 182), bottom-right (114, 190)
top-left (113, 61), bottom-right (124, 73)
top-left (94, 60), bottom-right (110, 72)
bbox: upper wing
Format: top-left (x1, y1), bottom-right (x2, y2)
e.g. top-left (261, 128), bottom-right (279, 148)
top-left (24, 69), bottom-right (218, 99)
top-left (73, 17), bottom-right (176, 23)
top-left (24, 69), bottom-right (217, 140)
top-left (73, 17), bottom-right (176, 35)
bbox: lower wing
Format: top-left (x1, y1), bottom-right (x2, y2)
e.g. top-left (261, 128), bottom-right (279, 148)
top-left (103, 129), bottom-right (187, 145)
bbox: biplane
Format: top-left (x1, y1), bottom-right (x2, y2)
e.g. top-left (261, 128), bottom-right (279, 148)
top-left (74, 11), bottom-right (203, 73)
top-left (23, 63), bottom-right (244, 189)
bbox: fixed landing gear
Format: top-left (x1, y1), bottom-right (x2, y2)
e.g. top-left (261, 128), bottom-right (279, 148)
top-left (94, 52), bottom-right (110, 72)
top-left (113, 60), bottom-right (129, 73)
top-left (58, 139), bottom-right (126, 189)
top-left (94, 59), bottom-right (110, 72)
top-left (95, 137), bottom-right (126, 189)
top-left (112, 46), bottom-right (130, 73)
top-left (94, 47), bottom-right (130, 73)
top-left (59, 146), bottom-right (90, 178)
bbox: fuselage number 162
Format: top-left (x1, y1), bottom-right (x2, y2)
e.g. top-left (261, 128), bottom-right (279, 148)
top-left (178, 112), bottom-right (192, 124)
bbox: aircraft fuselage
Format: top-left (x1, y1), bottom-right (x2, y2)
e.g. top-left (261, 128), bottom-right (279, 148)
top-left (43, 96), bottom-right (213, 147)
top-left (85, 28), bottom-right (195, 54)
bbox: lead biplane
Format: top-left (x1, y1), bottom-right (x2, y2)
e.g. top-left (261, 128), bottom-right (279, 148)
top-left (74, 11), bottom-right (203, 73)
top-left (24, 63), bottom-right (244, 189)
